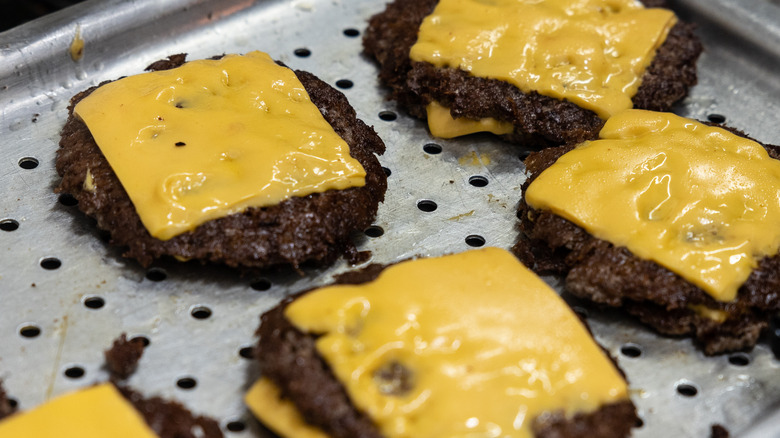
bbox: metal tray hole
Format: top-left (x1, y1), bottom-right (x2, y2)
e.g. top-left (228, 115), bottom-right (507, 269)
top-left (620, 343), bottom-right (643, 358)
top-left (58, 193), bottom-right (78, 207)
top-left (145, 267), bottom-right (167, 282)
top-left (364, 225), bottom-right (384, 238)
top-left (19, 324), bottom-right (41, 338)
top-left (635, 417), bottom-right (644, 428)
top-left (727, 353), bottom-right (750, 367)
top-left (417, 200), bottom-right (437, 212)
top-left (293, 48), bottom-right (311, 58)
top-left (465, 235), bottom-right (485, 247)
top-left (423, 143), bottom-right (442, 155)
top-left (468, 175), bottom-right (488, 187)
top-left (82, 295), bottom-right (105, 310)
top-left (0, 219), bottom-right (19, 232)
top-left (250, 278), bottom-right (272, 291)
top-left (239, 346), bottom-right (255, 360)
top-left (707, 113), bottom-right (726, 123)
top-left (675, 382), bottom-right (699, 397)
top-left (40, 257), bottom-right (61, 270)
top-left (382, 167), bottom-right (392, 177)
top-left (379, 110), bottom-right (397, 121)
top-left (335, 79), bottom-right (353, 89)
top-left (225, 420), bottom-right (246, 432)
top-left (343, 28), bottom-right (360, 37)
top-left (6, 398), bottom-right (17, 409)
top-left (18, 157), bottom-right (39, 170)
top-left (176, 377), bottom-right (197, 390)
top-left (64, 366), bottom-right (85, 379)
top-left (190, 306), bottom-right (212, 320)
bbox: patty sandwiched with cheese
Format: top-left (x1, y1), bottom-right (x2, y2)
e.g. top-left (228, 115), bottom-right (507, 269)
top-left (56, 52), bottom-right (387, 269)
top-left (247, 248), bottom-right (639, 438)
top-left (514, 110), bottom-right (780, 355)
top-left (363, 0), bottom-right (702, 147)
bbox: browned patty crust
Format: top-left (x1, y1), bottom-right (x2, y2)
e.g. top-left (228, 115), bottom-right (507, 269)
top-left (104, 335), bottom-right (224, 438)
top-left (513, 133), bottom-right (780, 355)
top-left (255, 265), bottom-right (638, 438)
top-left (56, 55), bottom-right (387, 269)
top-left (0, 381), bottom-right (16, 421)
top-left (363, 0), bottom-right (702, 147)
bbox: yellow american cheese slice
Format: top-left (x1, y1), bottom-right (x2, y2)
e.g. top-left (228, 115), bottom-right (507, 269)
top-left (410, 0), bottom-right (676, 120)
top-left (0, 383), bottom-right (158, 437)
top-left (74, 51), bottom-right (366, 240)
top-left (245, 378), bottom-right (329, 438)
top-left (525, 109), bottom-right (780, 302)
top-left (278, 247), bottom-right (628, 438)
top-left (426, 101), bottom-right (514, 138)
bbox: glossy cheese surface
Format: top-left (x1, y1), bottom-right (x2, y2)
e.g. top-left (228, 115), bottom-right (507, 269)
top-left (0, 383), bottom-right (158, 437)
top-left (426, 101), bottom-right (514, 138)
top-left (245, 378), bottom-right (328, 438)
top-left (410, 0), bottom-right (675, 119)
top-left (285, 247), bottom-right (628, 438)
top-left (526, 110), bottom-right (780, 302)
top-left (74, 51), bottom-right (366, 240)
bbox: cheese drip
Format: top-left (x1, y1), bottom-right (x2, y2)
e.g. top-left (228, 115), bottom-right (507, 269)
top-left (0, 383), bottom-right (158, 437)
top-left (284, 247), bottom-right (628, 438)
top-left (410, 0), bottom-right (676, 120)
top-left (525, 109), bottom-right (780, 302)
top-left (246, 378), bottom-right (329, 438)
top-left (74, 51), bottom-right (366, 240)
top-left (426, 101), bottom-right (514, 138)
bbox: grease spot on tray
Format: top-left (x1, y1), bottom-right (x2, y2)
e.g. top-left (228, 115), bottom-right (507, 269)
top-left (459, 151), bottom-right (491, 166)
top-left (70, 24), bottom-right (84, 62)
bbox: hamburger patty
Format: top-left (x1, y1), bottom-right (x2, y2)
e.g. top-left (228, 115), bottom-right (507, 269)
top-left (513, 136), bottom-right (780, 355)
top-left (363, 0), bottom-right (702, 147)
top-left (255, 265), bottom-right (638, 438)
top-left (56, 55), bottom-right (387, 269)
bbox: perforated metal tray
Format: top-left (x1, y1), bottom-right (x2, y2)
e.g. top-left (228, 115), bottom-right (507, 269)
top-left (1, 0), bottom-right (779, 436)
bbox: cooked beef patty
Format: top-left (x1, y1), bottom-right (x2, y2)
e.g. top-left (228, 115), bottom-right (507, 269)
top-left (363, 0), bottom-right (702, 147)
top-left (56, 55), bottom-right (387, 269)
top-left (513, 132), bottom-right (780, 355)
top-left (255, 265), bottom-right (638, 438)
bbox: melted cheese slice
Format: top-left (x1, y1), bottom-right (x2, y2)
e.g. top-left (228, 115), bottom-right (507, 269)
top-left (74, 51), bottom-right (366, 240)
top-left (0, 383), bottom-right (158, 437)
top-left (525, 109), bottom-right (780, 302)
top-left (410, 0), bottom-right (676, 119)
top-left (426, 101), bottom-right (514, 138)
top-left (245, 378), bottom-right (328, 438)
top-left (283, 247), bottom-right (628, 438)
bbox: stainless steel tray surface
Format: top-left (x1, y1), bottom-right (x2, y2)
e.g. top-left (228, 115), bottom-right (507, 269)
top-left (1, 0), bottom-right (779, 436)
